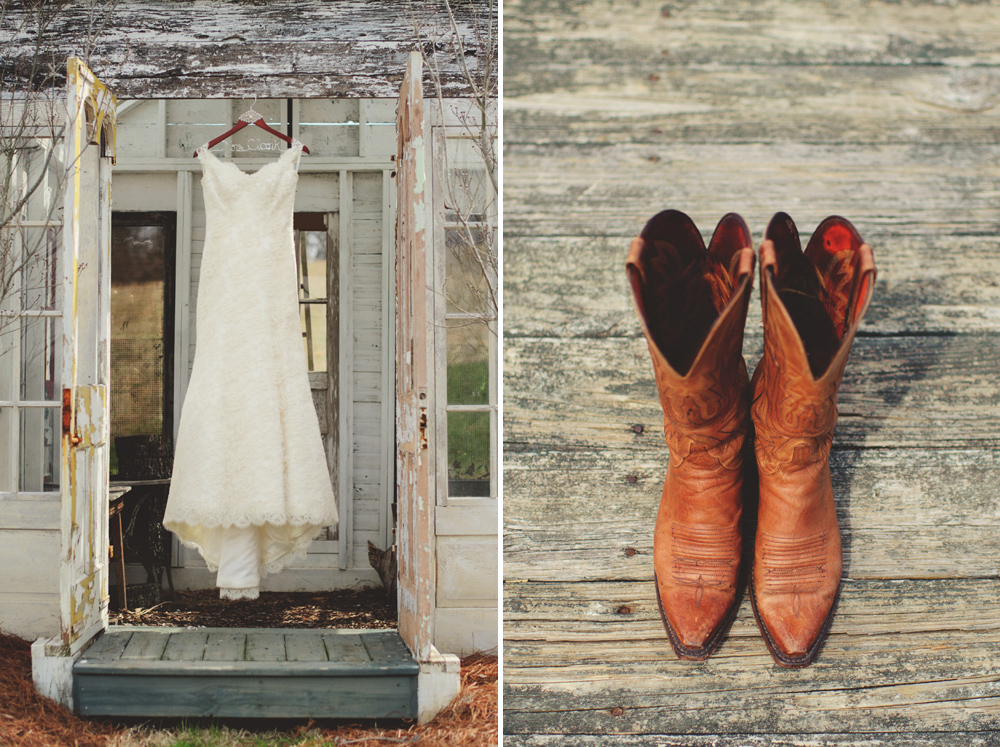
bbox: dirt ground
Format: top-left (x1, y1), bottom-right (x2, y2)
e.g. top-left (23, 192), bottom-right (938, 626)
top-left (110, 586), bottom-right (398, 629)
top-left (0, 625), bottom-right (498, 747)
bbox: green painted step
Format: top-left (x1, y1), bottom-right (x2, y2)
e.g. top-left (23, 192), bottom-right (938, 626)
top-left (74, 626), bottom-right (418, 719)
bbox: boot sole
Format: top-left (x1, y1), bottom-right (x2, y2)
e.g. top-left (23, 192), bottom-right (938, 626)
top-left (748, 568), bottom-right (840, 669)
top-left (654, 570), bottom-right (742, 661)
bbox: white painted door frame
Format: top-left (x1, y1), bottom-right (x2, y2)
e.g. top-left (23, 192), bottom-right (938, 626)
top-left (395, 52), bottom-right (437, 661)
top-left (59, 57), bottom-right (116, 655)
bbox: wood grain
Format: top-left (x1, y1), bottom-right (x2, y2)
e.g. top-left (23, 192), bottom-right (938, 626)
top-left (3, 1), bottom-right (497, 98)
top-left (504, 582), bottom-right (1000, 733)
top-left (503, 0), bottom-right (1000, 739)
top-left (503, 335), bottom-right (1000, 451)
top-left (503, 235), bottom-right (1000, 337)
top-left (504, 447), bottom-right (1000, 581)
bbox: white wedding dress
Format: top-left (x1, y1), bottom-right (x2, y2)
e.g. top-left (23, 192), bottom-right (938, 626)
top-left (164, 142), bottom-right (338, 600)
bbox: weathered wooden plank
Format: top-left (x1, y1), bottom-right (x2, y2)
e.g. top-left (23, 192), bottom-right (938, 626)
top-left (361, 630), bottom-right (415, 665)
top-left (323, 631), bottom-right (372, 664)
top-left (80, 629), bottom-right (131, 661)
top-left (504, 579), bottom-right (1000, 650)
top-left (504, 735), bottom-right (1000, 747)
top-left (503, 448), bottom-right (1000, 581)
top-left (284, 631), bottom-right (329, 663)
top-left (161, 630), bottom-right (208, 662)
top-left (120, 629), bottom-right (170, 660)
top-left (505, 63), bottom-right (1000, 147)
top-left (3, 1), bottom-right (496, 98)
top-left (504, 0), bottom-right (1000, 98)
top-left (503, 235), bottom-right (1000, 337)
top-left (504, 580), bottom-right (1000, 734)
top-left (245, 630), bottom-right (287, 662)
top-left (74, 672), bottom-right (418, 718)
top-left (502, 143), bottom-right (1000, 240)
top-left (503, 335), bottom-right (1000, 451)
top-left (203, 630), bottom-right (246, 662)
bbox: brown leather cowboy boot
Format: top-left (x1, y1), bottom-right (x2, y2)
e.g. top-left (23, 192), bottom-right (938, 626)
top-left (750, 213), bottom-right (876, 668)
top-left (626, 210), bottom-right (755, 660)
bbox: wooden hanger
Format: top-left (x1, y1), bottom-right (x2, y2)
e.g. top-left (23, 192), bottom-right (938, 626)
top-left (194, 100), bottom-right (310, 157)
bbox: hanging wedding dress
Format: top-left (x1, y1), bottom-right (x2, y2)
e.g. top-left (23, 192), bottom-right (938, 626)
top-left (164, 142), bottom-right (338, 600)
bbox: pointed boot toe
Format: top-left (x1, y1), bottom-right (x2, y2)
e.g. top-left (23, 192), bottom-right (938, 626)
top-left (751, 214), bottom-right (875, 668)
top-left (627, 211), bottom-right (756, 662)
top-left (750, 561), bottom-right (841, 668)
top-left (657, 565), bottom-right (740, 660)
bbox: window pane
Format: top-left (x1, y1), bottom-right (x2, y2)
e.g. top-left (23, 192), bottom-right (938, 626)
top-left (111, 222), bottom-right (168, 476)
top-left (0, 407), bottom-right (12, 490)
top-left (0, 326), bottom-right (14, 401)
top-left (445, 227), bottom-right (494, 316)
top-left (19, 315), bottom-right (60, 401)
top-left (20, 226), bottom-right (61, 311)
top-left (445, 136), bottom-right (496, 224)
top-left (447, 319), bottom-right (488, 406)
top-left (447, 410), bottom-right (490, 497)
top-left (19, 407), bottom-right (60, 492)
top-left (297, 230), bottom-right (328, 373)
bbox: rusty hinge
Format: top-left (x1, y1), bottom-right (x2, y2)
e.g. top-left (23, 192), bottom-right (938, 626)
top-left (62, 388), bottom-right (81, 446)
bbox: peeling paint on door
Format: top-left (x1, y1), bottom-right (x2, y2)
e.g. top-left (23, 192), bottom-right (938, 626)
top-left (59, 58), bottom-right (116, 656)
top-left (395, 52), bottom-right (436, 662)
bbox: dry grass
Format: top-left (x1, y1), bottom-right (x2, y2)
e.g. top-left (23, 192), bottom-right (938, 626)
top-left (0, 629), bottom-right (497, 747)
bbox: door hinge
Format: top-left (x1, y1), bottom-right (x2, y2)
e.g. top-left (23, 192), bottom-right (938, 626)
top-left (62, 388), bottom-right (82, 446)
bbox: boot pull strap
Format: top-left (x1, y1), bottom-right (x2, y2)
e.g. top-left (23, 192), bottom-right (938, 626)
top-left (844, 243), bottom-right (876, 330)
top-left (736, 246), bottom-right (754, 282)
top-left (625, 236), bottom-right (646, 283)
top-left (759, 239), bottom-right (777, 274)
top-left (625, 236), bottom-right (649, 326)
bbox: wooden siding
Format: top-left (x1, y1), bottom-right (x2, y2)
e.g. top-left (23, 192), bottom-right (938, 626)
top-left (504, 0), bottom-right (1000, 741)
top-left (2, 1), bottom-right (497, 99)
top-left (73, 625), bottom-right (418, 718)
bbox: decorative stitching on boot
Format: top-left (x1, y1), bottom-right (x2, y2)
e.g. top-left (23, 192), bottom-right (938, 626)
top-left (670, 523), bottom-right (739, 591)
top-left (758, 531), bottom-right (827, 602)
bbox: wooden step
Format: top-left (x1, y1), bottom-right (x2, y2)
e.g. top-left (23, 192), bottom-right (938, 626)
top-left (73, 626), bottom-right (418, 718)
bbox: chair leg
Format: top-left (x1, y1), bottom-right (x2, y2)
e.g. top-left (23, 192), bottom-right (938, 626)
top-left (112, 512), bottom-right (127, 611)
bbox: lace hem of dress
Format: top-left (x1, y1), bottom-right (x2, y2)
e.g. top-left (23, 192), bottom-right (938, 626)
top-left (165, 510), bottom-right (338, 531)
top-left (172, 521), bottom-right (326, 579)
top-left (220, 587), bottom-right (260, 601)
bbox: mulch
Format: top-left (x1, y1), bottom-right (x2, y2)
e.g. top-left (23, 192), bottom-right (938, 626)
top-left (0, 625), bottom-right (498, 747)
top-left (110, 586), bottom-right (398, 629)
top-left (0, 632), bottom-right (116, 747)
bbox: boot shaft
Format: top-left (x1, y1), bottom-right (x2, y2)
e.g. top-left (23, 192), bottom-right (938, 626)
top-left (626, 210), bottom-right (756, 437)
top-left (754, 214), bottom-right (876, 442)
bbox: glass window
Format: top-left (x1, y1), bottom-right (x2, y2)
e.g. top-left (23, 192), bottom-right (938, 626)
top-left (295, 223), bottom-right (329, 372)
top-left (442, 132), bottom-right (497, 500)
top-left (110, 213), bottom-right (176, 475)
top-left (1, 145), bottom-right (63, 494)
top-left (19, 406), bottom-right (60, 491)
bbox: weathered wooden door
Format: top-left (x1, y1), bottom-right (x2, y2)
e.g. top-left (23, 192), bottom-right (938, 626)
top-left (395, 52), bottom-right (436, 660)
top-left (60, 58), bottom-right (116, 654)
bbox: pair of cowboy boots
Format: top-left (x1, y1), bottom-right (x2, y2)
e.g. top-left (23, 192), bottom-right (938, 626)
top-left (625, 210), bottom-right (876, 668)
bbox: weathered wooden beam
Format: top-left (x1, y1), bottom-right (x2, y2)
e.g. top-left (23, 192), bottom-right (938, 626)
top-left (1, 1), bottom-right (497, 98)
